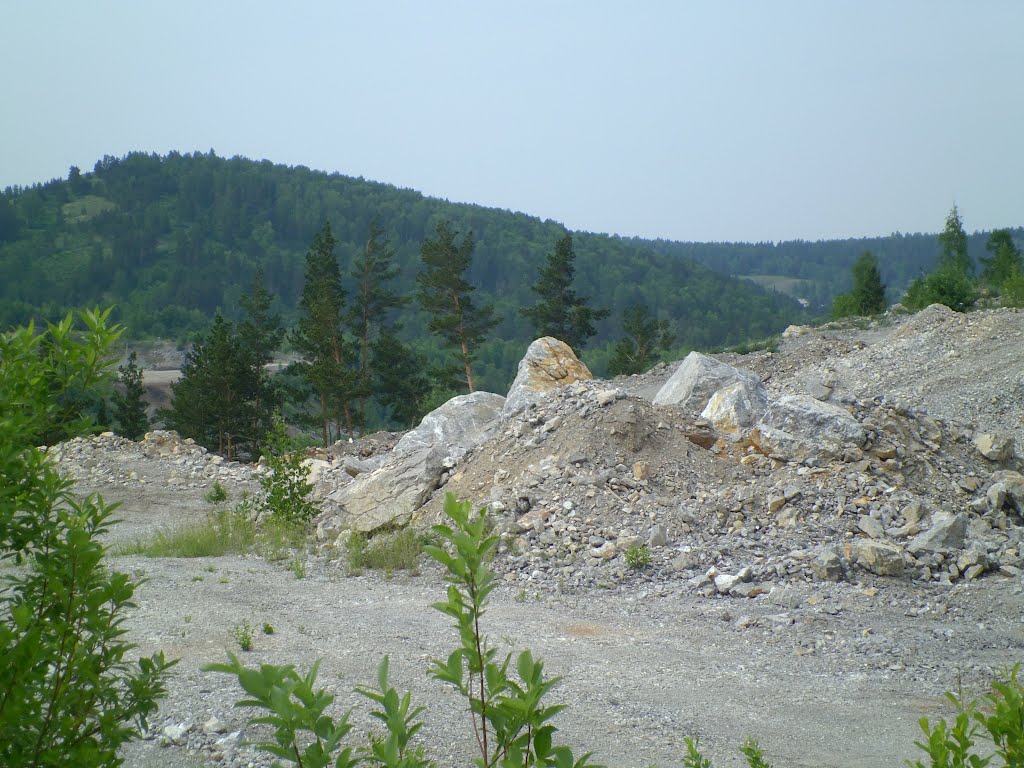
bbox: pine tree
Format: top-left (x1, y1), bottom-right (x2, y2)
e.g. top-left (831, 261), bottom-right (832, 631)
top-left (347, 220), bottom-right (409, 429)
top-left (833, 252), bottom-right (886, 317)
top-left (111, 351), bottom-right (149, 440)
top-left (416, 220), bottom-right (498, 393)
top-left (291, 223), bottom-right (357, 445)
top-left (239, 269), bottom-right (283, 450)
top-left (371, 327), bottom-right (432, 429)
top-left (608, 305), bottom-right (676, 376)
top-left (521, 232), bottom-right (609, 351)
top-left (981, 229), bottom-right (1023, 291)
top-left (164, 315), bottom-right (259, 459)
top-left (938, 205), bottom-right (972, 274)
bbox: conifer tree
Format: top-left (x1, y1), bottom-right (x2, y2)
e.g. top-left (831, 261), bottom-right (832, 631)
top-left (416, 220), bottom-right (498, 393)
top-left (938, 205), bottom-right (972, 274)
top-left (371, 327), bottom-right (432, 428)
top-left (832, 251), bottom-right (886, 317)
top-left (111, 350), bottom-right (150, 440)
top-left (608, 305), bottom-right (676, 376)
top-left (521, 232), bottom-right (609, 351)
top-left (291, 222), bottom-right (357, 445)
top-left (347, 220), bottom-right (408, 429)
top-left (239, 268), bottom-right (283, 449)
top-left (981, 229), bottom-right (1023, 291)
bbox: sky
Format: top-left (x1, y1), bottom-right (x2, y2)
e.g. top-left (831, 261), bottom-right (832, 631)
top-left (2, 2), bottom-right (1021, 244)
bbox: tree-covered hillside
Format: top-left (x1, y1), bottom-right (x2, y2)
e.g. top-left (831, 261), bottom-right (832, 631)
top-left (0, 151), bottom-right (804, 390)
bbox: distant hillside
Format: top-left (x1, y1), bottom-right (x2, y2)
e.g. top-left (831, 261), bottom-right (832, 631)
top-left (627, 225), bottom-right (1024, 308)
top-left (0, 152), bottom-right (806, 390)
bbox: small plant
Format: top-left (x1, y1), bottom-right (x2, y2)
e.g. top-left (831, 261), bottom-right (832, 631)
top-left (347, 527), bottom-right (422, 575)
top-left (231, 621), bottom-right (255, 652)
top-left (287, 557), bottom-right (307, 579)
top-left (625, 543), bottom-right (652, 569)
top-left (192, 575), bottom-right (204, 582)
top-left (262, 623), bottom-right (274, 635)
top-left (204, 480), bottom-right (229, 504)
top-left (258, 413), bottom-right (320, 528)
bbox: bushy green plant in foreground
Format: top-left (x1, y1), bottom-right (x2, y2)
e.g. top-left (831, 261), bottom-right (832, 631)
top-left (0, 309), bottom-right (175, 767)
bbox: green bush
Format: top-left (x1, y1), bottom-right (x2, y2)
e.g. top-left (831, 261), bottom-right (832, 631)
top-left (204, 480), bottom-right (229, 504)
top-left (625, 543), bottom-right (652, 569)
top-left (903, 263), bottom-right (978, 313)
top-left (258, 413), bottom-right (320, 528)
top-left (346, 527), bottom-right (422, 575)
top-left (0, 309), bottom-right (175, 767)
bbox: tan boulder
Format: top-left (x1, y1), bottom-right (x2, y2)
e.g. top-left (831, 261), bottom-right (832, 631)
top-left (503, 337), bottom-right (592, 415)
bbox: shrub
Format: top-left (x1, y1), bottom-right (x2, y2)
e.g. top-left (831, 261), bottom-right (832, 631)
top-left (258, 414), bottom-right (319, 528)
top-left (207, 494), bottom-right (597, 767)
top-left (0, 309), bottom-right (175, 767)
top-left (625, 543), bottom-right (652, 569)
top-left (903, 263), bottom-right (978, 313)
top-left (204, 480), bottom-right (229, 504)
top-left (347, 527), bottom-right (422, 575)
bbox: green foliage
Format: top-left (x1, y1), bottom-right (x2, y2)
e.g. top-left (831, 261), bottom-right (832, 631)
top-left (1001, 268), bottom-right (1024, 308)
top-left (903, 262), bottom-right (978, 313)
top-left (0, 309), bottom-right (175, 767)
top-left (262, 623), bottom-right (275, 635)
top-left (832, 251), bottom-right (887, 318)
top-left (682, 738), bottom-right (713, 768)
top-left (291, 222), bottom-right (359, 444)
top-left (346, 528), bottom-right (422, 575)
top-left (231, 621), bottom-right (255, 652)
top-left (982, 230), bottom-right (1024, 293)
top-left (111, 350), bottom-right (149, 440)
top-left (624, 543), bottom-right (652, 569)
top-left (416, 220), bottom-right (499, 393)
top-left (522, 232), bottom-right (609, 351)
top-left (204, 480), bottom-right (229, 504)
top-left (371, 327), bottom-right (433, 429)
top-left (258, 414), bottom-right (320, 528)
top-left (608, 305), bottom-right (677, 376)
top-left (939, 205), bottom-right (972, 275)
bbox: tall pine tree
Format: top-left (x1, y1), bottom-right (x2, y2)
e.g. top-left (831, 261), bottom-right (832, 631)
top-left (291, 223), bottom-right (357, 445)
top-left (239, 268), bottom-right (284, 451)
top-left (416, 220), bottom-right (498, 393)
top-left (938, 205), bottom-right (972, 275)
top-left (347, 220), bottom-right (408, 429)
top-left (111, 350), bottom-right (149, 440)
top-left (521, 232), bottom-right (608, 351)
top-left (608, 305), bottom-right (676, 376)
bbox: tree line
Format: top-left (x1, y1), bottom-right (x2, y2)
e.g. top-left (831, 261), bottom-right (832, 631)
top-left (831, 206), bottom-right (1024, 319)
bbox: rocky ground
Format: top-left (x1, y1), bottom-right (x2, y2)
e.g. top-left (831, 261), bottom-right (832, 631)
top-left (42, 305), bottom-right (1024, 767)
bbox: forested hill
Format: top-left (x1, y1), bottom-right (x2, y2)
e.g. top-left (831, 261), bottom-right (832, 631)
top-left (629, 226), bottom-right (1024, 309)
top-left (0, 151), bottom-right (805, 389)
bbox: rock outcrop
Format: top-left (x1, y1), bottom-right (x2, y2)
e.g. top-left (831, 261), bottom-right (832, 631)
top-left (751, 395), bottom-right (866, 465)
top-left (700, 379), bottom-right (769, 440)
top-left (652, 352), bottom-right (762, 413)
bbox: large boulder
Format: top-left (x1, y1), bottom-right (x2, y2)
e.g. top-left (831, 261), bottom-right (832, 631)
top-left (752, 394), bottom-right (865, 465)
top-left (700, 380), bottom-right (769, 439)
top-left (652, 352), bottom-right (762, 413)
top-left (330, 392), bottom-right (506, 533)
top-left (906, 511), bottom-right (968, 555)
top-left (850, 539), bottom-right (907, 576)
top-left (503, 337), bottom-right (592, 416)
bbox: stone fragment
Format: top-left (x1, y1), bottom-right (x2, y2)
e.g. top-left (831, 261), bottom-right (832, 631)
top-left (851, 539), bottom-right (907, 576)
top-left (161, 723), bottom-right (191, 745)
top-left (767, 493), bottom-right (787, 513)
top-left (811, 547), bottom-right (845, 581)
top-left (591, 541), bottom-right (617, 560)
top-left (503, 337), bottom-right (592, 416)
top-left (974, 433), bottom-right (1014, 462)
top-left (700, 380), bottom-right (769, 439)
top-left (990, 471), bottom-right (1024, 514)
top-left (653, 352), bottom-right (762, 413)
top-left (632, 461), bottom-right (650, 481)
top-left (647, 524), bottom-right (669, 547)
top-left (857, 516), bottom-right (885, 540)
top-left (751, 395), bottom-right (866, 465)
top-left (906, 512), bottom-right (968, 555)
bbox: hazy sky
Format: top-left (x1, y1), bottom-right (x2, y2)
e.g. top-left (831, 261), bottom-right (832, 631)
top-left (2, 2), bottom-right (1021, 243)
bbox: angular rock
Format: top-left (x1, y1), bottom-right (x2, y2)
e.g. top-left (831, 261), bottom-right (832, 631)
top-left (851, 539), bottom-right (907, 576)
top-left (857, 516), bottom-right (885, 540)
top-left (906, 512), bottom-right (968, 555)
top-left (503, 337), bottom-right (592, 416)
top-left (811, 547), bottom-right (845, 581)
top-left (974, 432), bottom-right (1014, 462)
top-left (751, 395), bottom-right (866, 465)
top-left (332, 392), bottom-right (505, 533)
top-left (700, 379), bottom-right (769, 439)
top-left (990, 471), bottom-right (1024, 514)
top-left (652, 352), bottom-right (762, 413)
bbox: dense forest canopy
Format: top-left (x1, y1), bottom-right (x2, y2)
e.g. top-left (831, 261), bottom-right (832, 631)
top-left (0, 151), bottom-right (812, 390)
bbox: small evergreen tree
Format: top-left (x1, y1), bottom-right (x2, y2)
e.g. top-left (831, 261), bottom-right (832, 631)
top-left (521, 232), bottom-right (609, 351)
top-left (832, 251), bottom-right (886, 318)
top-left (416, 221), bottom-right (498, 393)
top-left (608, 305), bottom-right (676, 376)
top-left (938, 205), bottom-right (972, 275)
top-left (981, 229), bottom-right (1023, 291)
top-left (291, 223), bottom-right (358, 445)
top-left (111, 350), bottom-right (149, 440)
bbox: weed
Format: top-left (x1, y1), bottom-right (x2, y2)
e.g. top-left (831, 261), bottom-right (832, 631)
top-left (346, 527), bottom-right (421, 575)
top-left (230, 621), bottom-right (255, 652)
top-left (218, 577), bottom-right (230, 584)
top-left (287, 557), bottom-right (306, 579)
top-left (192, 575), bottom-right (203, 582)
top-left (184, 615), bottom-right (193, 624)
top-left (625, 543), bottom-right (652, 569)
top-left (204, 480), bottom-right (228, 504)
top-left (514, 588), bottom-right (528, 603)
top-left (262, 623), bottom-right (274, 636)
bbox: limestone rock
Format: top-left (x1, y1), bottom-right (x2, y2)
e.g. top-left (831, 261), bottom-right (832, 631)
top-left (700, 379), bottom-right (769, 439)
top-left (751, 394), bottom-right (866, 465)
top-left (974, 432), bottom-right (1014, 462)
top-left (811, 547), bottom-right (845, 581)
top-left (990, 471), bottom-right (1024, 514)
top-left (851, 539), bottom-right (907, 576)
top-left (332, 392), bottom-right (505, 533)
top-left (503, 337), bottom-right (592, 416)
top-left (652, 352), bottom-right (762, 413)
top-left (906, 512), bottom-right (967, 554)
